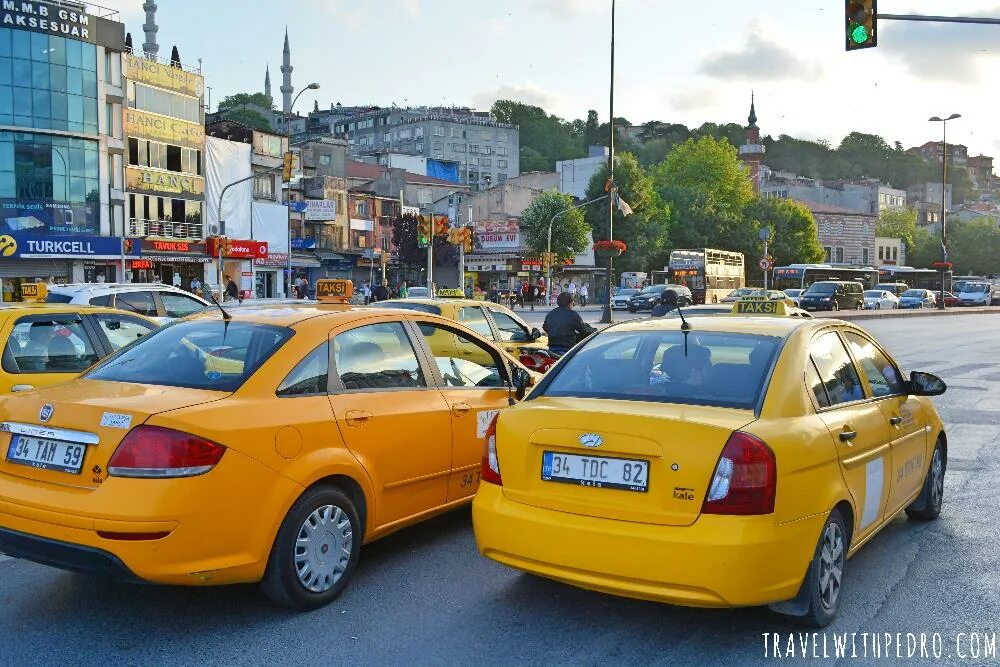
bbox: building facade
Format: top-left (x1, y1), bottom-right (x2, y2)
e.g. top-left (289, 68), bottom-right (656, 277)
top-left (798, 200), bottom-right (877, 267)
top-left (0, 1), bottom-right (129, 299)
top-left (762, 174), bottom-right (905, 215)
top-left (738, 96), bottom-right (765, 194)
top-left (556, 146), bottom-right (608, 200)
top-left (966, 154), bottom-right (995, 194)
top-left (876, 236), bottom-right (906, 266)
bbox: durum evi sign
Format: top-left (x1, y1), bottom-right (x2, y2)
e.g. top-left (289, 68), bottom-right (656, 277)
top-left (0, 1), bottom-right (126, 49)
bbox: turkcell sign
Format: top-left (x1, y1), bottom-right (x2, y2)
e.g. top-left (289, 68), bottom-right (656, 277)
top-left (12, 234), bottom-right (138, 259)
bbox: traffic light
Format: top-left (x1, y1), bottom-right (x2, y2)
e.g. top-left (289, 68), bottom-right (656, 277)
top-left (282, 151), bottom-right (294, 182)
top-left (417, 215), bottom-right (430, 248)
top-left (433, 215), bottom-right (450, 236)
top-left (461, 227), bottom-right (473, 252)
top-left (845, 0), bottom-right (877, 50)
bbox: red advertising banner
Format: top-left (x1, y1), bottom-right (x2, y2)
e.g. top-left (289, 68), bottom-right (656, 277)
top-left (206, 237), bottom-right (269, 259)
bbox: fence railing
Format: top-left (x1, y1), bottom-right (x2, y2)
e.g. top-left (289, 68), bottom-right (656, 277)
top-left (129, 219), bottom-right (204, 240)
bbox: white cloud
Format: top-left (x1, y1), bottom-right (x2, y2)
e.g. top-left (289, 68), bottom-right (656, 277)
top-left (699, 25), bottom-right (824, 82)
top-left (879, 12), bottom-right (1000, 80)
top-left (534, 0), bottom-right (606, 18)
top-left (669, 87), bottom-right (722, 113)
top-left (472, 83), bottom-right (570, 115)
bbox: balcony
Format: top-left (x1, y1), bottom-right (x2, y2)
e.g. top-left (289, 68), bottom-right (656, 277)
top-left (129, 219), bottom-right (204, 240)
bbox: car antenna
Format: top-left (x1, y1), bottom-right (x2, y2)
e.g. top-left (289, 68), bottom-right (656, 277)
top-left (675, 303), bottom-right (692, 355)
top-left (206, 289), bottom-right (232, 322)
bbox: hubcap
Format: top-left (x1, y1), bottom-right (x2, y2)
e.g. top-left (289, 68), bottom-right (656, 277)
top-left (818, 521), bottom-right (844, 611)
top-left (294, 504), bottom-right (353, 593)
top-left (929, 448), bottom-right (944, 509)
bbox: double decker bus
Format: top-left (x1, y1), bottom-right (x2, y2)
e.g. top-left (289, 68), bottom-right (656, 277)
top-left (771, 264), bottom-right (880, 292)
top-left (659, 249), bottom-right (745, 304)
top-left (877, 266), bottom-right (942, 291)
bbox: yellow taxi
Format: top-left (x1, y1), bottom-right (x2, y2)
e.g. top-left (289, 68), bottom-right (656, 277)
top-left (0, 283), bottom-right (158, 393)
top-left (657, 299), bottom-right (813, 319)
top-left (0, 280), bottom-right (535, 610)
top-left (372, 289), bottom-right (549, 357)
top-left (473, 313), bottom-right (947, 626)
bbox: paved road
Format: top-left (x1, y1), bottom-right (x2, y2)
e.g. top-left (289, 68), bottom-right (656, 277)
top-left (1, 315), bottom-right (998, 665)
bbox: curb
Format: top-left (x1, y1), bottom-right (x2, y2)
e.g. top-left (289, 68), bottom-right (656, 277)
top-left (813, 307), bottom-right (1000, 321)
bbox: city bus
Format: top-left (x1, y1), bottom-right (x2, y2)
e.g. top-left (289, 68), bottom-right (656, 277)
top-left (877, 266), bottom-right (942, 291)
top-left (663, 248), bottom-right (745, 304)
top-left (771, 264), bottom-right (880, 292)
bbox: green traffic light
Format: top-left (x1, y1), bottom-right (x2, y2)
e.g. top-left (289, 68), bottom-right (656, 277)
top-left (850, 22), bottom-right (869, 44)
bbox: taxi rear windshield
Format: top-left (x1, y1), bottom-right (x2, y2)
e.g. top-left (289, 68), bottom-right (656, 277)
top-left (370, 302), bottom-right (442, 315)
top-left (85, 320), bottom-right (292, 392)
top-left (539, 330), bottom-right (782, 410)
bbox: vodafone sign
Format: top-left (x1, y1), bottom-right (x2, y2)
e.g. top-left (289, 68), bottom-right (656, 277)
top-left (207, 237), bottom-right (269, 259)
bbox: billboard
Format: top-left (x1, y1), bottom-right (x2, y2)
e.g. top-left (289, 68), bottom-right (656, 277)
top-left (0, 0), bottom-right (126, 50)
top-left (124, 53), bottom-right (204, 98)
top-left (0, 234), bottom-right (139, 259)
top-left (305, 200), bottom-right (338, 221)
top-left (125, 167), bottom-right (205, 199)
top-left (0, 199), bottom-right (96, 235)
top-left (474, 219), bottom-right (520, 250)
top-left (125, 109), bottom-right (206, 150)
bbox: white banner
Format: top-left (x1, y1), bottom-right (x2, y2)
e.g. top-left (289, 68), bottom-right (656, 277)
top-left (305, 200), bottom-right (338, 221)
top-left (251, 201), bottom-right (290, 253)
top-left (350, 219), bottom-right (373, 231)
top-left (477, 232), bottom-right (520, 250)
top-left (205, 137), bottom-right (252, 238)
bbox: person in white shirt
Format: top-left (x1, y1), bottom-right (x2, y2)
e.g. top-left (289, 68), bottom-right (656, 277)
top-left (579, 283), bottom-right (589, 307)
top-left (361, 282), bottom-right (372, 305)
top-left (190, 277), bottom-right (202, 295)
top-left (172, 272), bottom-right (182, 287)
top-left (567, 281), bottom-right (577, 304)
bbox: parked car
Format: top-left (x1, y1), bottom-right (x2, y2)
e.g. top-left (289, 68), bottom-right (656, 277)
top-left (783, 288), bottom-right (804, 306)
top-left (405, 286), bottom-right (430, 298)
top-left (719, 287), bottom-right (761, 303)
top-left (798, 281), bottom-right (864, 312)
top-left (44, 283), bottom-right (209, 322)
top-left (898, 289), bottom-right (936, 309)
top-left (954, 281), bottom-right (997, 306)
top-left (627, 284), bottom-right (692, 312)
top-left (943, 291), bottom-right (959, 307)
top-left (611, 288), bottom-right (639, 310)
top-left (872, 282), bottom-right (909, 297)
top-left (862, 290), bottom-right (899, 310)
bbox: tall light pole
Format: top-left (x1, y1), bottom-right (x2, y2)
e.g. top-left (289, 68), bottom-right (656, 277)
top-left (284, 82), bottom-right (320, 297)
top-left (547, 194), bottom-right (609, 306)
top-left (929, 113), bottom-right (960, 310)
top-left (600, 0), bottom-right (616, 324)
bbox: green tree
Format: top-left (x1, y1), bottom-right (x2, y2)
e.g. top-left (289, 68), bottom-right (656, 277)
top-left (652, 136), bottom-right (754, 218)
top-left (909, 227), bottom-right (940, 269)
top-left (219, 107), bottom-right (273, 131)
top-left (876, 207), bottom-right (919, 252)
top-left (583, 110), bottom-right (600, 148)
top-left (519, 190), bottom-right (589, 260)
top-left (218, 92), bottom-right (275, 111)
top-left (490, 100), bottom-right (584, 170)
top-left (944, 218), bottom-right (1000, 275)
top-left (750, 198), bottom-right (825, 267)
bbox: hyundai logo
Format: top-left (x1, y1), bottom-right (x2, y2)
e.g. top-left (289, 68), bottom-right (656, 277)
top-left (39, 404), bottom-right (54, 423)
top-left (579, 433), bottom-right (603, 448)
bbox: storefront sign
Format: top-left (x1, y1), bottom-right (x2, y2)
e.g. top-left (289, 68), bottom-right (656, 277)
top-left (125, 109), bottom-right (206, 150)
top-left (0, 199), bottom-right (97, 235)
top-left (474, 219), bottom-right (520, 250)
top-left (0, 0), bottom-right (125, 49)
top-left (125, 167), bottom-right (205, 199)
top-left (305, 200), bottom-right (338, 221)
top-left (291, 237), bottom-right (315, 250)
top-left (129, 259), bottom-right (154, 270)
top-left (141, 239), bottom-right (207, 255)
top-left (124, 53), bottom-right (204, 98)
top-left (0, 234), bottom-right (139, 259)
top-left (206, 237), bottom-right (268, 260)
top-left (255, 253), bottom-right (289, 267)
top-left (350, 219), bottom-right (373, 231)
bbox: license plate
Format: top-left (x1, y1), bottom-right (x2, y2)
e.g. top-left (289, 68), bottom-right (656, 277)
top-left (541, 451), bottom-right (649, 492)
top-left (6, 434), bottom-right (86, 474)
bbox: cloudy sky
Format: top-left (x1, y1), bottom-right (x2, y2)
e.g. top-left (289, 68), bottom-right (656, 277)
top-left (104, 0), bottom-right (1000, 155)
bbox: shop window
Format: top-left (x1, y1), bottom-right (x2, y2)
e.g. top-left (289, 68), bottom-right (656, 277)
top-left (167, 145), bottom-right (182, 172)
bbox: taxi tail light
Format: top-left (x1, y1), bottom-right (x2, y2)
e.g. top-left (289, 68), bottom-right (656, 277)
top-left (481, 414), bottom-right (503, 486)
top-left (702, 432), bottom-right (776, 515)
top-left (108, 426), bottom-right (226, 478)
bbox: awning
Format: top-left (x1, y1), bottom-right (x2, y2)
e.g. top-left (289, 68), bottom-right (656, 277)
top-left (291, 253), bottom-right (322, 268)
top-left (315, 251), bottom-right (348, 260)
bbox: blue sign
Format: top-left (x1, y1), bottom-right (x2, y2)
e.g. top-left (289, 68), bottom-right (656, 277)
top-left (0, 234), bottom-right (140, 259)
top-left (288, 202), bottom-right (308, 213)
top-left (291, 237), bottom-right (316, 250)
top-left (0, 199), bottom-right (98, 236)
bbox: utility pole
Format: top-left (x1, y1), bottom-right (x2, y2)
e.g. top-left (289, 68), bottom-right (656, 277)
top-left (600, 0), bottom-right (616, 324)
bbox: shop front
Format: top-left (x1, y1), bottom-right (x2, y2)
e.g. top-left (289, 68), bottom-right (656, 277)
top-left (254, 253), bottom-right (288, 298)
top-left (136, 239), bottom-right (212, 291)
top-left (0, 234), bottom-right (138, 301)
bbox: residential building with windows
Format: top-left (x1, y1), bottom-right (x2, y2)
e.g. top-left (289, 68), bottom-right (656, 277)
top-left (0, 2), bottom-right (129, 298)
top-left (967, 154), bottom-right (995, 194)
top-left (907, 182), bottom-right (953, 233)
top-left (876, 236), bottom-right (906, 266)
top-left (762, 173), bottom-right (906, 215)
top-left (796, 200), bottom-right (877, 267)
top-left (556, 145), bottom-right (608, 200)
top-left (911, 141), bottom-right (968, 169)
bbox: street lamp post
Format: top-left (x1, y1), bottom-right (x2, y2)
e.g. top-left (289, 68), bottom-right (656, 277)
top-left (284, 82), bottom-right (320, 297)
top-left (546, 194), bottom-right (609, 306)
top-left (929, 113), bottom-right (960, 310)
top-left (600, 0), bottom-right (617, 325)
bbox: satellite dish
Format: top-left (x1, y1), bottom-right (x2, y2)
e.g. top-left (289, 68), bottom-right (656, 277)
top-left (209, 224), bottom-right (220, 235)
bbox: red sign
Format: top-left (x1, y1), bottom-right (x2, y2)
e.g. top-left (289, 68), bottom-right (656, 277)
top-left (141, 239), bottom-right (208, 255)
top-left (206, 237), bottom-right (269, 259)
top-left (130, 259), bottom-right (154, 270)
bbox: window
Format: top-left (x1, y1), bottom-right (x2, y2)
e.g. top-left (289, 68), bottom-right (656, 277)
top-left (469, 157), bottom-right (479, 166)
top-left (451, 127), bottom-right (462, 138)
top-left (498, 173), bottom-right (507, 182)
top-left (333, 322), bottom-right (425, 390)
top-left (127, 81), bottom-right (200, 123)
top-left (415, 141), bottom-right (423, 153)
top-left (452, 143), bottom-right (466, 152)
top-left (497, 146), bottom-right (507, 156)
top-left (278, 342), bottom-right (329, 396)
top-left (843, 332), bottom-right (904, 397)
top-left (806, 359), bottom-right (830, 408)
top-left (414, 127), bottom-right (424, 139)
top-left (878, 246), bottom-right (884, 261)
top-left (482, 146), bottom-right (493, 155)
top-left (469, 144), bottom-right (479, 154)
top-left (433, 126), bottom-right (445, 136)
top-left (383, 132), bottom-right (391, 143)
top-left (86, 321), bottom-right (292, 392)
top-left (498, 159), bottom-right (507, 169)
top-left (115, 291), bottom-right (158, 317)
top-left (254, 174), bottom-right (275, 200)
top-left (160, 292), bottom-right (207, 319)
top-left (862, 248), bottom-right (870, 265)
top-left (835, 247), bottom-right (845, 263)
top-left (432, 141), bottom-right (442, 150)
top-left (488, 309), bottom-right (528, 342)
top-left (809, 332), bottom-right (865, 406)
top-left (417, 323), bottom-right (508, 388)
top-left (95, 314), bottom-right (155, 351)
top-left (457, 306), bottom-right (493, 338)
top-left (892, 247), bottom-right (898, 261)
top-left (481, 158), bottom-right (492, 167)
top-left (3, 317), bottom-right (100, 374)
top-left (497, 132), bottom-right (507, 142)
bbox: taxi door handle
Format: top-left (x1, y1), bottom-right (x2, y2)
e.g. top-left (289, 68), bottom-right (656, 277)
top-left (451, 402), bottom-right (472, 417)
top-left (345, 410), bottom-right (372, 427)
top-left (10, 384), bottom-right (34, 392)
top-left (839, 430), bottom-right (858, 442)
top-left (889, 416), bottom-right (903, 426)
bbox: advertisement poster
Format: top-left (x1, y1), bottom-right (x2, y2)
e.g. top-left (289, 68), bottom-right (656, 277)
top-left (0, 199), bottom-right (96, 235)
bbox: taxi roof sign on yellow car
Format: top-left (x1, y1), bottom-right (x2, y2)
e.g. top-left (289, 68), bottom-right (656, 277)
top-left (20, 281), bottom-right (47, 302)
top-left (732, 298), bottom-right (788, 315)
top-left (315, 279), bottom-right (353, 303)
top-left (435, 288), bottom-right (466, 298)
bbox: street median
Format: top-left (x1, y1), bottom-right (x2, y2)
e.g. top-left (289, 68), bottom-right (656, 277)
top-left (813, 306), bottom-right (1000, 321)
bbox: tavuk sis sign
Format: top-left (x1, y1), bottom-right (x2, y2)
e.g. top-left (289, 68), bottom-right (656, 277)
top-left (0, 234), bottom-right (140, 260)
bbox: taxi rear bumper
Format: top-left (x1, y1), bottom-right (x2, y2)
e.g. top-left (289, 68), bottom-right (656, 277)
top-left (0, 525), bottom-right (144, 583)
top-left (472, 483), bottom-right (824, 608)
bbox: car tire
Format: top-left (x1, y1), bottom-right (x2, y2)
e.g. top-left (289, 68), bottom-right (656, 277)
top-left (906, 439), bottom-right (945, 521)
top-left (261, 486), bottom-right (362, 610)
top-left (787, 508), bottom-right (848, 628)
top-left (627, 306), bottom-right (636, 313)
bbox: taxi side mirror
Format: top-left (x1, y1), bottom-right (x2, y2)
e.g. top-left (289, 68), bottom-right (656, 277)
top-left (512, 367), bottom-right (534, 400)
top-left (530, 327), bottom-right (542, 341)
top-left (908, 371), bottom-right (947, 396)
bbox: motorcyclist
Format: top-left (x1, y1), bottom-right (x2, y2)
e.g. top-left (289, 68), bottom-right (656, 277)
top-left (543, 292), bottom-right (595, 355)
top-left (651, 289), bottom-right (678, 317)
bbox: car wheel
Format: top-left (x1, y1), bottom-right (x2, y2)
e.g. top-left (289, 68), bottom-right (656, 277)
top-left (627, 306), bottom-right (636, 313)
top-left (789, 509), bottom-right (847, 628)
top-left (261, 486), bottom-right (362, 610)
top-left (906, 440), bottom-right (945, 521)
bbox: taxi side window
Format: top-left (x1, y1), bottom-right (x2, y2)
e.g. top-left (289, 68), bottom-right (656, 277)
top-left (89, 294), bottom-right (112, 307)
top-left (417, 322), bottom-right (509, 388)
top-left (160, 292), bottom-right (206, 318)
top-left (333, 323), bottom-right (425, 391)
top-left (488, 309), bottom-right (528, 342)
top-left (116, 291), bottom-right (158, 317)
top-left (94, 314), bottom-right (156, 351)
top-left (278, 342), bottom-right (329, 397)
top-left (458, 306), bottom-right (494, 339)
top-left (806, 359), bottom-right (831, 408)
top-left (809, 332), bottom-right (865, 406)
top-left (843, 332), bottom-right (905, 398)
top-left (3, 318), bottom-right (100, 374)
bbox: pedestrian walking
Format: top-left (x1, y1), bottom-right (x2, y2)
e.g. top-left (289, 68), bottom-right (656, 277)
top-left (399, 281), bottom-right (409, 298)
top-left (294, 275), bottom-right (304, 299)
top-left (362, 282), bottom-right (371, 305)
top-left (301, 277), bottom-right (310, 299)
top-left (225, 277), bottom-right (240, 303)
top-left (579, 283), bottom-right (589, 307)
top-left (567, 281), bottom-right (578, 305)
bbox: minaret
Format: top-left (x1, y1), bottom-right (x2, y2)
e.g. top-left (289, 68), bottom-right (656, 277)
top-left (738, 93), bottom-right (766, 194)
top-left (280, 28), bottom-right (294, 114)
top-left (141, 1), bottom-right (159, 58)
top-left (264, 65), bottom-right (272, 105)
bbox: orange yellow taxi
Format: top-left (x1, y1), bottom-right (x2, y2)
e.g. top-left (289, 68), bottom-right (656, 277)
top-left (473, 312), bottom-right (947, 626)
top-left (0, 281), bottom-right (535, 609)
